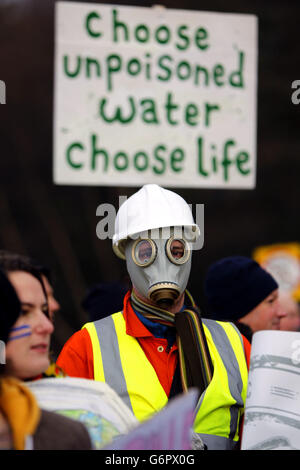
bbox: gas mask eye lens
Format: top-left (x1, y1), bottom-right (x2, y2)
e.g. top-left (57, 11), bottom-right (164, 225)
top-left (166, 237), bottom-right (190, 265)
top-left (132, 239), bottom-right (157, 267)
top-left (170, 240), bottom-right (184, 259)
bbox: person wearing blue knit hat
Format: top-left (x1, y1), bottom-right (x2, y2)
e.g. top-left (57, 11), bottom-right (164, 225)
top-left (204, 256), bottom-right (287, 342)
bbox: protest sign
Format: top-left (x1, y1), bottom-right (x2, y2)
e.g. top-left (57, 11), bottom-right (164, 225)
top-left (54, 2), bottom-right (258, 188)
top-left (27, 377), bottom-right (138, 449)
top-left (241, 330), bottom-right (300, 450)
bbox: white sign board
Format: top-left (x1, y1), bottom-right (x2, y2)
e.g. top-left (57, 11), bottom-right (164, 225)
top-left (54, 2), bottom-right (258, 188)
top-left (241, 331), bottom-right (300, 450)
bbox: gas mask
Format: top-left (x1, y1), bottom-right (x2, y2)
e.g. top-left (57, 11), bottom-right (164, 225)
top-left (125, 228), bottom-right (192, 307)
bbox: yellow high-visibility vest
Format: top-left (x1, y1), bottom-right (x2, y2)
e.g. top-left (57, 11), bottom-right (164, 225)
top-left (83, 312), bottom-right (248, 450)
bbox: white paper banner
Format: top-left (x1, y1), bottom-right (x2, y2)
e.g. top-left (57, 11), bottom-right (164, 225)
top-left (241, 330), bottom-right (300, 450)
top-left (27, 377), bottom-right (138, 449)
top-left (54, 2), bottom-right (258, 188)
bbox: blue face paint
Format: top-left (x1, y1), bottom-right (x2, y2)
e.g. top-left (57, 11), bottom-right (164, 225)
top-left (8, 324), bottom-right (31, 341)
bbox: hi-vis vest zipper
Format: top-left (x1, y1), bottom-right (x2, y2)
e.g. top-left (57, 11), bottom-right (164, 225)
top-left (83, 313), bottom-right (248, 450)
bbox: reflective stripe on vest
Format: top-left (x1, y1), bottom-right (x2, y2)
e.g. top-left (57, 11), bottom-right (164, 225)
top-left (84, 314), bottom-right (168, 420)
top-left (193, 319), bottom-right (248, 449)
top-left (83, 313), bottom-right (248, 449)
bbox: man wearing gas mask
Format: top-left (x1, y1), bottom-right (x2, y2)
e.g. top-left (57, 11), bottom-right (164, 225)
top-left (57, 184), bottom-right (250, 450)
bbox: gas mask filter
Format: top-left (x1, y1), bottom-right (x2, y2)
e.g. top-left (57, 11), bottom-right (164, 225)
top-left (125, 229), bottom-right (192, 307)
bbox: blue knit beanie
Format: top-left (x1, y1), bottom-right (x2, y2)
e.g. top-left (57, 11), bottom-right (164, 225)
top-left (204, 256), bottom-right (278, 321)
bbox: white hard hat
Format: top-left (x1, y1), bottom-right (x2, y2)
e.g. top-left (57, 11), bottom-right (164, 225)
top-left (112, 184), bottom-right (200, 259)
